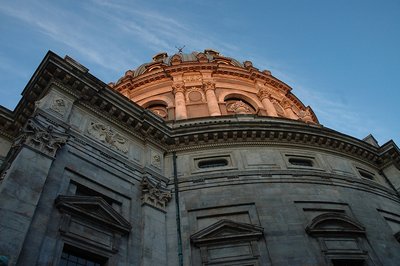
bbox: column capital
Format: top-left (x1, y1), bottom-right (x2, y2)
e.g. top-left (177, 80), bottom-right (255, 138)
top-left (257, 87), bottom-right (272, 101)
top-left (141, 176), bottom-right (172, 211)
top-left (203, 81), bottom-right (216, 92)
top-left (18, 118), bottom-right (68, 157)
top-left (172, 83), bottom-right (185, 94)
top-left (280, 98), bottom-right (293, 109)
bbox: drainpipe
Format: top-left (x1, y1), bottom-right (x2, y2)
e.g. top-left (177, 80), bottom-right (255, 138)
top-left (173, 151), bottom-right (183, 266)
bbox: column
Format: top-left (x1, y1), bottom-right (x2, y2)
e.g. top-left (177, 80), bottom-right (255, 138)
top-left (258, 88), bottom-right (278, 117)
top-left (173, 83), bottom-right (188, 120)
top-left (204, 81), bottom-right (221, 116)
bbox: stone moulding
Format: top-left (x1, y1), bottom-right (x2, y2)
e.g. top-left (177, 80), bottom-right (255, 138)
top-left (0, 51), bottom-right (398, 171)
top-left (55, 195), bottom-right (131, 234)
top-left (305, 212), bottom-right (366, 236)
top-left (191, 219), bottom-right (264, 246)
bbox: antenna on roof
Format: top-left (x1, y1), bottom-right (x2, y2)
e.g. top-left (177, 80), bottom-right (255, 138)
top-left (175, 45), bottom-right (185, 54)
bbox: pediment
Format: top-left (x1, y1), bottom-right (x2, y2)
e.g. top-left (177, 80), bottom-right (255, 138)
top-left (191, 219), bottom-right (263, 246)
top-left (55, 195), bottom-right (131, 234)
top-left (306, 213), bottom-right (365, 236)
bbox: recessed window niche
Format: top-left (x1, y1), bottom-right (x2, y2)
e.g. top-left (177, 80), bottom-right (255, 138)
top-left (194, 155), bottom-right (233, 172)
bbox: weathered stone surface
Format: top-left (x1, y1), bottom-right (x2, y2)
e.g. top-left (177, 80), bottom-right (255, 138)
top-left (0, 51), bottom-right (399, 266)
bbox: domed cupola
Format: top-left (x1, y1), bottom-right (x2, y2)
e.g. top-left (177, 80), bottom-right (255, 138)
top-left (109, 49), bottom-right (318, 124)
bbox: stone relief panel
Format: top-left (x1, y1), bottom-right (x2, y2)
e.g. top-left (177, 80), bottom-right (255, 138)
top-left (148, 105), bottom-right (168, 119)
top-left (35, 88), bottom-right (74, 121)
top-left (87, 121), bottom-right (128, 154)
top-left (150, 150), bottom-right (162, 169)
top-left (185, 87), bottom-right (206, 103)
top-left (183, 75), bottom-right (202, 83)
top-left (50, 98), bottom-right (67, 117)
top-left (226, 100), bottom-right (254, 114)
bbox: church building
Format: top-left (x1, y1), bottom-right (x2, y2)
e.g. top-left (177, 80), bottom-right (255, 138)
top-left (0, 49), bottom-right (399, 265)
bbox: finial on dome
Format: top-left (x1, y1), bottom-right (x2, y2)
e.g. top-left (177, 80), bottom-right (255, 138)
top-left (152, 52), bottom-right (168, 62)
top-left (204, 49), bottom-right (220, 56)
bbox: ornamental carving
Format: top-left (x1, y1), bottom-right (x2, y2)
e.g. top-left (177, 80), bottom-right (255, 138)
top-left (257, 88), bottom-right (272, 101)
top-left (183, 75), bottom-right (202, 83)
top-left (226, 100), bottom-right (253, 114)
top-left (298, 109), bottom-right (314, 123)
top-left (149, 106), bottom-right (168, 119)
top-left (280, 98), bottom-right (293, 109)
top-left (19, 118), bottom-right (67, 157)
top-left (203, 81), bottom-right (216, 92)
top-left (272, 100), bottom-right (285, 116)
top-left (50, 98), bottom-right (67, 117)
top-left (186, 87), bottom-right (206, 103)
top-left (87, 121), bottom-right (128, 153)
top-left (151, 150), bottom-right (162, 169)
top-left (172, 83), bottom-right (185, 94)
top-left (141, 176), bottom-right (172, 211)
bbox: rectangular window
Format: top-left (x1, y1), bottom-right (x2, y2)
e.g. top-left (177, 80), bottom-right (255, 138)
top-left (75, 183), bottom-right (114, 206)
top-left (59, 245), bottom-right (106, 266)
top-left (331, 259), bottom-right (365, 266)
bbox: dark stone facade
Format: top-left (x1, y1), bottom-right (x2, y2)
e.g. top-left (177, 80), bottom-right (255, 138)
top-left (0, 52), bottom-right (399, 265)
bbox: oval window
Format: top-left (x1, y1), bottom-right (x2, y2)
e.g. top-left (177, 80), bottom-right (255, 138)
top-left (198, 159), bottom-right (228, 169)
top-left (359, 170), bottom-right (374, 180)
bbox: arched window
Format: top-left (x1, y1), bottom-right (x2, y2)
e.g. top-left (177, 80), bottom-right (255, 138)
top-left (225, 98), bottom-right (256, 115)
top-left (305, 213), bottom-right (376, 265)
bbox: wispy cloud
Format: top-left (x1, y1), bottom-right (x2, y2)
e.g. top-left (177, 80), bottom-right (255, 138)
top-left (0, 0), bottom-right (240, 83)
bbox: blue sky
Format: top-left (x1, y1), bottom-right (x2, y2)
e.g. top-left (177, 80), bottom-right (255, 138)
top-left (0, 0), bottom-right (399, 145)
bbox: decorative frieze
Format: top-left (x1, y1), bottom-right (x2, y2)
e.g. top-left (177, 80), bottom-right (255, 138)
top-left (87, 121), bottom-right (128, 153)
top-left (141, 176), bottom-right (172, 211)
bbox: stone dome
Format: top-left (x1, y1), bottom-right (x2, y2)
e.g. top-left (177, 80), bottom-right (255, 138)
top-left (110, 49), bottom-right (319, 124)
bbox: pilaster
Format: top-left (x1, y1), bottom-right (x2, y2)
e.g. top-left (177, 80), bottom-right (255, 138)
top-left (140, 176), bottom-right (172, 266)
top-left (0, 118), bottom-right (68, 265)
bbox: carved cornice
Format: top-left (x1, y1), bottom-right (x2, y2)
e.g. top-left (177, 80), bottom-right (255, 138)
top-left (2, 51), bottom-right (398, 173)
